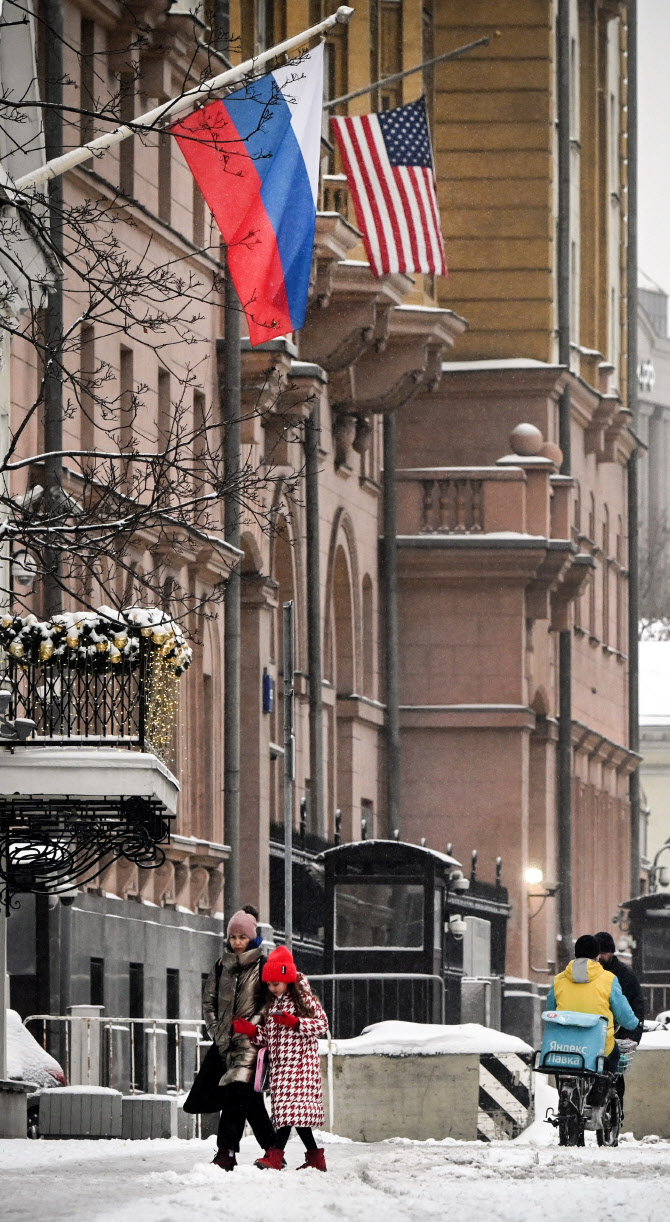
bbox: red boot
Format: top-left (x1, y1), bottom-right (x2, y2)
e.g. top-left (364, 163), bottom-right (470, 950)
top-left (297, 1148), bottom-right (327, 1172)
top-left (212, 1149), bottom-right (236, 1171)
top-left (255, 1147), bottom-right (285, 1171)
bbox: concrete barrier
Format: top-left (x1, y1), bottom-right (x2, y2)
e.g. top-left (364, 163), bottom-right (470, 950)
top-left (122, 1094), bottom-right (178, 1139)
top-left (622, 1048), bottom-right (670, 1138)
top-left (321, 1053), bottom-right (480, 1141)
top-left (0, 1080), bottom-right (32, 1137)
top-left (38, 1086), bottom-right (122, 1138)
top-left (319, 1047), bottom-right (534, 1142)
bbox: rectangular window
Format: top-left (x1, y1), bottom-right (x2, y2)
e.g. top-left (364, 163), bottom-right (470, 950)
top-left (166, 967), bottom-right (179, 1089)
top-left (255, 0), bottom-right (274, 54)
top-left (80, 324), bottom-right (95, 451)
top-left (193, 388), bottom-right (207, 507)
top-left (379, 2), bottom-right (403, 111)
top-left (80, 19), bottom-right (95, 145)
top-left (90, 957), bottom-right (104, 1007)
top-left (334, 880), bottom-right (424, 949)
top-left (361, 798), bottom-right (374, 840)
top-left (129, 961), bottom-right (144, 1091)
top-left (203, 672), bottom-right (214, 831)
top-left (119, 346), bottom-right (133, 485)
top-left (641, 920), bottom-right (670, 975)
top-left (157, 367), bottom-right (171, 452)
top-left (119, 73), bottom-right (135, 196)
top-left (158, 130), bottom-right (172, 225)
top-left (193, 178), bottom-right (205, 247)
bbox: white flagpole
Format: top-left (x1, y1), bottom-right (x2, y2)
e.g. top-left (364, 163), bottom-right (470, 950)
top-left (14, 6), bottom-right (354, 193)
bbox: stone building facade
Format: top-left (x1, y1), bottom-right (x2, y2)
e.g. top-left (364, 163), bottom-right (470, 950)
top-left (7, 0), bottom-right (638, 1035)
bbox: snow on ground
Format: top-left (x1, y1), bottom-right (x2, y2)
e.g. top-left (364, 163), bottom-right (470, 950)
top-left (321, 1019), bottom-right (533, 1056)
top-left (4, 1082), bottom-right (670, 1222)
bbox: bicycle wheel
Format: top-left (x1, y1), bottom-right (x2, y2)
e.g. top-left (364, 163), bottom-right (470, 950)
top-left (558, 1081), bottom-right (585, 1147)
top-left (596, 1090), bottom-right (621, 1147)
top-left (559, 1115), bottom-right (585, 1146)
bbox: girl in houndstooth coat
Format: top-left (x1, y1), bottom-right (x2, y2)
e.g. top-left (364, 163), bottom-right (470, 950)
top-left (232, 945), bottom-right (329, 1171)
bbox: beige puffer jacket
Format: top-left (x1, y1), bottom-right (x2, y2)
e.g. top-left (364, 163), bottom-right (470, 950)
top-left (202, 946), bottom-right (265, 1086)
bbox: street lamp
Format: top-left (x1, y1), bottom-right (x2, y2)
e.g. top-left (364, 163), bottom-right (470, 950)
top-left (524, 866), bottom-right (544, 886)
top-left (649, 841), bottom-right (670, 893)
top-left (525, 866), bottom-right (559, 976)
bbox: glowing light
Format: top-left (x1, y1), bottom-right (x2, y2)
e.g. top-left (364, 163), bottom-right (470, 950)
top-left (525, 867), bottom-right (544, 886)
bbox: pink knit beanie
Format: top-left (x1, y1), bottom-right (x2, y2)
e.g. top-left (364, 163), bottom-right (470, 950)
top-left (227, 908), bottom-right (258, 941)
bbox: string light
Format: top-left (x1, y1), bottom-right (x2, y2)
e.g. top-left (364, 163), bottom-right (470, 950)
top-left (145, 649), bottom-right (179, 768)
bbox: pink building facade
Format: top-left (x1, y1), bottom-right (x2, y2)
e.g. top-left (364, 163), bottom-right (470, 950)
top-left (6, 2), bottom-right (637, 1030)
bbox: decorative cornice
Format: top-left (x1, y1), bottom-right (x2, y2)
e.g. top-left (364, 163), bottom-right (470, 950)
top-left (571, 720), bottom-right (640, 773)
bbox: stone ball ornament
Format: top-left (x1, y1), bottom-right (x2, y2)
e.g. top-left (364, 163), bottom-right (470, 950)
top-left (539, 441), bottom-right (564, 466)
top-left (509, 423), bottom-right (544, 456)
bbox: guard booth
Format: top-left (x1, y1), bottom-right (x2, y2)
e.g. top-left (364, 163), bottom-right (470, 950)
top-left (618, 892), bottom-right (670, 1016)
top-left (318, 840), bottom-right (509, 1037)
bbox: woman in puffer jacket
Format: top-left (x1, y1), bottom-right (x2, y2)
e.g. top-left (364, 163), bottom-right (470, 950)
top-left (183, 904), bottom-right (277, 1170)
top-left (233, 945), bottom-right (329, 1171)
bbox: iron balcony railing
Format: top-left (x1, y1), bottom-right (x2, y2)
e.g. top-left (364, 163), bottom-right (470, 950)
top-left (0, 636), bottom-right (164, 757)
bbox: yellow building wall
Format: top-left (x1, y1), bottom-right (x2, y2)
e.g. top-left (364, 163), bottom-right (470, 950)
top-left (431, 2), bottom-right (556, 362)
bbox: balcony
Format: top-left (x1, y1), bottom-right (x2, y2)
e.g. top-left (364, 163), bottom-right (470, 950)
top-left (0, 610), bottom-right (186, 899)
top-left (320, 173), bottom-right (351, 221)
top-left (397, 467), bottom-right (530, 536)
top-left (396, 462), bottom-right (592, 630)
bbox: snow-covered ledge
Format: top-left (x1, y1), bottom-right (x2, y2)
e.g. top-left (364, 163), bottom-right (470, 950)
top-left (0, 747), bottom-right (179, 815)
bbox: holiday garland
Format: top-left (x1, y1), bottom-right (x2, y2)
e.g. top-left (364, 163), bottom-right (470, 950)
top-left (0, 606), bottom-right (192, 675)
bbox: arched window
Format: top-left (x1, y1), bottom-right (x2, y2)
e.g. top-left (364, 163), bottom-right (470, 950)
top-left (602, 506), bottom-right (610, 646)
top-left (333, 545), bottom-right (355, 695)
top-left (588, 495), bottom-right (597, 637)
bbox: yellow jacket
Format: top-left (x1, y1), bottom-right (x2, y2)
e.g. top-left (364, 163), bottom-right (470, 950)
top-left (551, 959), bottom-right (619, 1055)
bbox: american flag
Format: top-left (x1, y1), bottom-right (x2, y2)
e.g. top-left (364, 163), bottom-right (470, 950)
top-left (330, 97), bottom-right (447, 278)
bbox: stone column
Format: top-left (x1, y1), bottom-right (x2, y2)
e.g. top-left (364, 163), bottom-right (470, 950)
top-left (239, 572), bottom-right (277, 917)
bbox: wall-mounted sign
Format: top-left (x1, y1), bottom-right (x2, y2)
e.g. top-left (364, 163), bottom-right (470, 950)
top-left (638, 359), bottom-right (656, 393)
top-left (262, 668), bottom-right (275, 714)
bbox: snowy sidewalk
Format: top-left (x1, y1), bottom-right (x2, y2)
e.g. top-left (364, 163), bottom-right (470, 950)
top-left (4, 1129), bottom-right (670, 1222)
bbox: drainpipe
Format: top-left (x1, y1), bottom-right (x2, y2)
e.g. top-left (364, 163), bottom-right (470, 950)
top-left (626, 1), bottom-right (640, 897)
top-left (42, 0), bottom-right (63, 619)
top-left (556, 0), bottom-right (573, 967)
top-left (383, 412), bottom-right (400, 836)
top-left (305, 404), bottom-right (325, 838)
top-left (222, 274), bottom-right (241, 915)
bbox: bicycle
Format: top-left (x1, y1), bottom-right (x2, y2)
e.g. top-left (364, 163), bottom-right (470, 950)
top-left (534, 1036), bottom-right (637, 1147)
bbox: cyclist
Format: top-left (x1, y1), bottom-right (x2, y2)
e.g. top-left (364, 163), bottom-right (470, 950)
top-left (594, 931), bottom-right (644, 1028)
top-left (594, 930), bottom-right (644, 1116)
top-left (546, 934), bottom-right (642, 1090)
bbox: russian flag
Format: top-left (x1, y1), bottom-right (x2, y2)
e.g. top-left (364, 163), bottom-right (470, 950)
top-left (172, 45), bottom-right (323, 347)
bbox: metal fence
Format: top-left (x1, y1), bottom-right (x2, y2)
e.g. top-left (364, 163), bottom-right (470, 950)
top-left (309, 973), bottom-right (446, 1039)
top-left (25, 972), bottom-right (446, 1094)
top-left (25, 1013), bottom-right (207, 1096)
top-left (642, 983), bottom-right (670, 1018)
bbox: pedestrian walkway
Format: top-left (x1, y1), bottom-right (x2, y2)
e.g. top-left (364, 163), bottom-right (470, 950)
top-left (3, 1131), bottom-right (670, 1222)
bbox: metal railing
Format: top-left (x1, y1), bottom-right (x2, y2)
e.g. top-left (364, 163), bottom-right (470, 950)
top-left (0, 641), bottom-right (150, 750)
top-left (642, 983), bottom-right (670, 1018)
top-left (309, 973), bottom-right (445, 1039)
top-left (25, 1013), bottom-right (207, 1096)
top-left (26, 973), bottom-right (445, 1091)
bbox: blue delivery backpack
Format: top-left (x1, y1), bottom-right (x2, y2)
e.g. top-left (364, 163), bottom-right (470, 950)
top-left (539, 1010), bottom-right (608, 1072)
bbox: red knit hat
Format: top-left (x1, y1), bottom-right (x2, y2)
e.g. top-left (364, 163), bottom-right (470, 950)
top-left (262, 945), bottom-right (298, 983)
